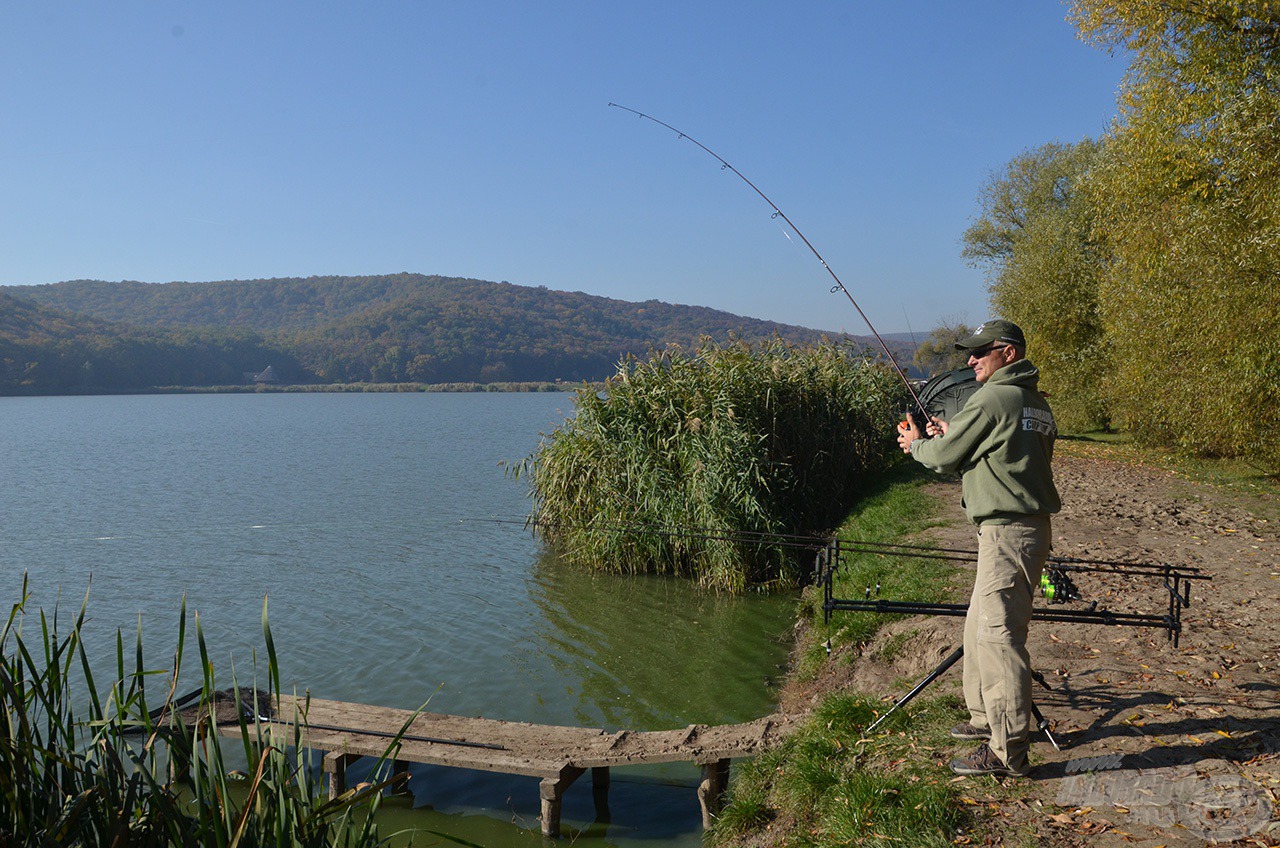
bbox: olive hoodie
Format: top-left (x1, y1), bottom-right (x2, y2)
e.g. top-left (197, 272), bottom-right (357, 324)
top-left (909, 358), bottom-right (1060, 525)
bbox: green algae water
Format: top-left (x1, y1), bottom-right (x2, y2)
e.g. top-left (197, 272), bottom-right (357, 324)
top-left (0, 392), bottom-right (796, 846)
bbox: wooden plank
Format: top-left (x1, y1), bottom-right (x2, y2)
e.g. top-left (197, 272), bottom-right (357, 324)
top-left (217, 696), bottom-right (795, 786)
top-left (209, 695), bottom-right (798, 838)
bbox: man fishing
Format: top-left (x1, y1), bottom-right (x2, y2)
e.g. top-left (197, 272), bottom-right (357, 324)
top-left (895, 319), bottom-right (1060, 777)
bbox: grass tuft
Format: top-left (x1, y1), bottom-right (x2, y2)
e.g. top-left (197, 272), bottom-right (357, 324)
top-left (713, 691), bottom-right (968, 848)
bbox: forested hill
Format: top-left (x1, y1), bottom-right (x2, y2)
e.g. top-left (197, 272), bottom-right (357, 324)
top-left (1, 274), bottom-right (895, 390)
top-left (5, 274), bottom-right (832, 339)
top-left (0, 291), bottom-right (303, 394)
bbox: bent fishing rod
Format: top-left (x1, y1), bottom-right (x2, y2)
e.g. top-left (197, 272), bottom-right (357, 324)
top-left (609, 102), bottom-right (929, 421)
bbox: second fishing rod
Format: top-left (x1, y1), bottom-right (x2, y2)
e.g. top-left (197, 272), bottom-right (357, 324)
top-left (609, 103), bottom-right (931, 425)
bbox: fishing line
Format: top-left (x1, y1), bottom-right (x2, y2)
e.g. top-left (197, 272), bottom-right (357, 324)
top-left (609, 102), bottom-right (929, 421)
top-left (472, 517), bottom-right (1206, 576)
top-left (474, 516), bottom-right (831, 552)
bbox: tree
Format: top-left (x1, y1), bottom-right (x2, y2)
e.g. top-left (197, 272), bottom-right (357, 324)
top-left (962, 140), bottom-right (1109, 431)
top-left (1072, 0), bottom-right (1280, 467)
top-left (912, 320), bottom-right (974, 376)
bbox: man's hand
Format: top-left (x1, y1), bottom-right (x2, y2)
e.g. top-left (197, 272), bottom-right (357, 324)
top-left (896, 418), bottom-right (922, 454)
top-left (898, 416), bottom-right (948, 453)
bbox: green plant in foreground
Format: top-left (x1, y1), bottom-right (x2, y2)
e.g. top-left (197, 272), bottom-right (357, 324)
top-left (0, 579), bottom-right (402, 848)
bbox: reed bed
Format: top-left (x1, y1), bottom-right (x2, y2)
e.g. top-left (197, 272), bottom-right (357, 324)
top-left (517, 338), bottom-right (904, 591)
top-left (0, 581), bottom-right (400, 848)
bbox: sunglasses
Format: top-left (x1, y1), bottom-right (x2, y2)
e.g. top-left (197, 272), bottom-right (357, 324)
top-left (969, 344), bottom-right (1009, 359)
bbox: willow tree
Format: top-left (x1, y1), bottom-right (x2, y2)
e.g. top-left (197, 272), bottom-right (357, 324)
top-left (962, 139), bottom-right (1109, 431)
top-left (1072, 1), bottom-right (1280, 468)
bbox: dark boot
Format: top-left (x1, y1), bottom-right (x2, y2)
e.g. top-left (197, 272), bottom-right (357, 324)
top-left (949, 743), bottom-right (1018, 777)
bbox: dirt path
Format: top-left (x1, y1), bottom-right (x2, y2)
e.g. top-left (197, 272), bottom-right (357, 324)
top-left (787, 443), bottom-right (1280, 846)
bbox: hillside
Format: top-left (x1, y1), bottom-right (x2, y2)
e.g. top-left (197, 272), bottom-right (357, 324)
top-left (2, 274), bottom-right (911, 388)
top-left (0, 291), bottom-right (304, 393)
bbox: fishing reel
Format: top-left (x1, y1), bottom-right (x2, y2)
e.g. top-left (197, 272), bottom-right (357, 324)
top-left (1040, 567), bottom-right (1079, 604)
top-left (899, 408), bottom-right (936, 439)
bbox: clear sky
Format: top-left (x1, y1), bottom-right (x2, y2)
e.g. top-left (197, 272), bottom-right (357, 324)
top-left (1, 2), bottom-right (1125, 334)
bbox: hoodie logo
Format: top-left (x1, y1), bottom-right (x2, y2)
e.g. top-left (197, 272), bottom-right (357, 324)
top-left (1023, 406), bottom-right (1056, 436)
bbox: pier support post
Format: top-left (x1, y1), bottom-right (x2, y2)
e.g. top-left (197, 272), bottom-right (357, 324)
top-left (324, 752), bottom-right (360, 801)
top-left (539, 765), bottom-right (585, 838)
top-left (591, 766), bottom-right (611, 823)
top-left (390, 759), bottom-right (414, 795)
top-left (697, 758), bottom-right (731, 828)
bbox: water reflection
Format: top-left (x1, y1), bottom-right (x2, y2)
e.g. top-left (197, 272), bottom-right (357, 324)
top-left (523, 548), bottom-right (796, 730)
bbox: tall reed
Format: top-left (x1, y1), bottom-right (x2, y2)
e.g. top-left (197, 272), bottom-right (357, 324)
top-left (517, 338), bottom-right (904, 591)
top-left (0, 579), bottom-right (399, 847)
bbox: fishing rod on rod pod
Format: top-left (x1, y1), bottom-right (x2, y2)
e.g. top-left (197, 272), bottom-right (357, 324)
top-left (608, 103), bottom-right (931, 425)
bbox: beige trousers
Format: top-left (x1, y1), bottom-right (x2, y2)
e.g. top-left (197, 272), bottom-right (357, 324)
top-left (963, 516), bottom-right (1051, 775)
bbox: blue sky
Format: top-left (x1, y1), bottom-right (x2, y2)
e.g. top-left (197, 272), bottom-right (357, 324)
top-left (1, 2), bottom-right (1125, 334)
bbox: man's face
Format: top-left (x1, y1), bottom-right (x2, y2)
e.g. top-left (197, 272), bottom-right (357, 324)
top-left (967, 343), bottom-right (1015, 383)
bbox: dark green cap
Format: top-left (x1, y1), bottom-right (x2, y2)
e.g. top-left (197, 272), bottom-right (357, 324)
top-left (954, 319), bottom-right (1026, 350)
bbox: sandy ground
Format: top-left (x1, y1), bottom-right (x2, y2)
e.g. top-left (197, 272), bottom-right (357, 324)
top-left (783, 443), bottom-right (1280, 846)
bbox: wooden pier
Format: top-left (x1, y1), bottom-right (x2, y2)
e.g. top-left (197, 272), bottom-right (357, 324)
top-left (220, 696), bottom-right (795, 838)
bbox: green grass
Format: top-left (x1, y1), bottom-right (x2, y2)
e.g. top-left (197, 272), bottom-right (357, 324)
top-left (712, 461), bottom-right (970, 847)
top-left (795, 460), bottom-right (961, 678)
top-left (712, 691), bottom-right (968, 848)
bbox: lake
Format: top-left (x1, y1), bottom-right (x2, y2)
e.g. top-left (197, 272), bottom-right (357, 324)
top-left (0, 392), bottom-right (797, 846)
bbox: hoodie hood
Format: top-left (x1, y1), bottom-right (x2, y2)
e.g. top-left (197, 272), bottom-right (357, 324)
top-left (986, 358), bottom-right (1040, 391)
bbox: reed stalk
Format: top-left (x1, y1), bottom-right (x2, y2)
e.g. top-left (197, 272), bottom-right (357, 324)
top-left (0, 578), bottom-right (400, 847)
top-left (517, 338), bottom-right (904, 591)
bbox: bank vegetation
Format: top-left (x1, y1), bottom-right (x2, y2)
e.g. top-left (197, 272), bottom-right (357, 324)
top-left (963, 0), bottom-right (1280, 473)
top-left (518, 337), bottom-right (903, 592)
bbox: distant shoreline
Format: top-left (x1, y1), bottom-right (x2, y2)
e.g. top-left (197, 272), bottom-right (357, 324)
top-left (1, 381), bottom-right (591, 398)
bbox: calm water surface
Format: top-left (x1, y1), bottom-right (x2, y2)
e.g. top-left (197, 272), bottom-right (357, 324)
top-left (1, 392), bottom-right (796, 846)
